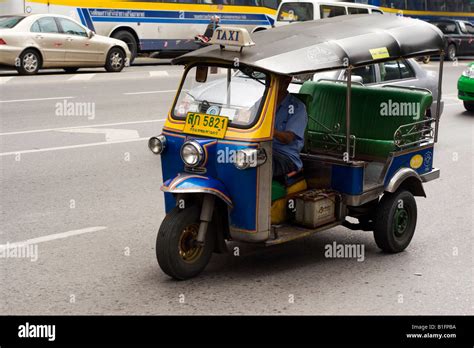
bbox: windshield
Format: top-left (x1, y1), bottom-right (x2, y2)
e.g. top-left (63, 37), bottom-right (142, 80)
top-left (277, 2), bottom-right (314, 22)
top-left (173, 66), bottom-right (268, 128)
top-left (0, 16), bottom-right (26, 29)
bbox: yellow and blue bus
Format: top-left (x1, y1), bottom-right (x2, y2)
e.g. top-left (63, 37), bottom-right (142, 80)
top-left (0, 0), bottom-right (281, 59)
top-left (353, 0), bottom-right (474, 21)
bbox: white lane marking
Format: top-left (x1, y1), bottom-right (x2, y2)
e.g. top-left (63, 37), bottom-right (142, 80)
top-left (444, 102), bottom-right (462, 107)
top-left (68, 73), bottom-right (96, 81)
top-left (0, 77), bottom-right (14, 84)
top-left (123, 90), bottom-right (175, 95)
top-left (56, 127), bottom-right (140, 142)
top-left (149, 71), bottom-right (169, 77)
top-left (0, 226), bottom-right (107, 249)
top-left (0, 96), bottom-right (75, 104)
top-left (0, 137), bottom-right (148, 157)
top-left (0, 119), bottom-right (166, 136)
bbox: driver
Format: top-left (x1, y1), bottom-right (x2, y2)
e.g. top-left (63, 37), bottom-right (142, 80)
top-left (272, 75), bottom-right (308, 178)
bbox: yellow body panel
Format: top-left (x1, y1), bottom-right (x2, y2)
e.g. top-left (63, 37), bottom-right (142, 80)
top-left (271, 179), bottom-right (308, 225)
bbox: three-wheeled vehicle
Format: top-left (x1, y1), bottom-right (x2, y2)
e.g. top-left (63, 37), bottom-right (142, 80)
top-left (148, 14), bottom-right (445, 280)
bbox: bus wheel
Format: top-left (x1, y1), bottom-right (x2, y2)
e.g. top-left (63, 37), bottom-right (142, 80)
top-left (112, 30), bottom-right (137, 64)
top-left (374, 190), bottom-right (417, 253)
top-left (447, 44), bottom-right (457, 61)
top-left (17, 49), bottom-right (41, 75)
top-left (156, 206), bottom-right (215, 280)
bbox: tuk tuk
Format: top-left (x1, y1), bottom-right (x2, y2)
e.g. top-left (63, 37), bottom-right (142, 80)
top-left (148, 14), bottom-right (445, 280)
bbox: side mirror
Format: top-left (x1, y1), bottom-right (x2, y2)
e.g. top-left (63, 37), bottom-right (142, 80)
top-left (351, 75), bottom-right (364, 84)
top-left (196, 66), bottom-right (208, 83)
top-left (88, 30), bottom-right (95, 39)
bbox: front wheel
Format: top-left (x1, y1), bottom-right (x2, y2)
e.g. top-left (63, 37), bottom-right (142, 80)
top-left (447, 44), bottom-right (457, 61)
top-left (463, 101), bottom-right (474, 112)
top-left (156, 205), bottom-right (215, 280)
top-left (105, 47), bottom-right (126, 73)
top-left (374, 190), bottom-right (417, 253)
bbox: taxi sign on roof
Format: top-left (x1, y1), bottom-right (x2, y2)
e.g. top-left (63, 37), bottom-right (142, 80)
top-left (210, 27), bottom-right (255, 50)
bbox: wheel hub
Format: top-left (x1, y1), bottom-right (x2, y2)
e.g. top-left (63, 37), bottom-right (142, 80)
top-left (110, 52), bottom-right (123, 69)
top-left (23, 53), bottom-right (38, 72)
top-left (393, 208), bottom-right (409, 236)
top-left (178, 223), bottom-right (203, 263)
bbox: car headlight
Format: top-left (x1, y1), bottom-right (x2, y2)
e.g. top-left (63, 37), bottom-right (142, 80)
top-left (234, 148), bottom-right (267, 170)
top-left (462, 67), bottom-right (474, 78)
top-left (148, 135), bottom-right (167, 155)
top-left (181, 140), bottom-right (204, 167)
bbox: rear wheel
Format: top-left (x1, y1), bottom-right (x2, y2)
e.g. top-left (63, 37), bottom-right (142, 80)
top-left (105, 47), bottom-right (126, 72)
top-left (16, 49), bottom-right (41, 75)
top-left (447, 44), bottom-right (457, 61)
top-left (374, 190), bottom-right (417, 253)
top-left (463, 101), bottom-right (474, 112)
top-left (156, 205), bottom-right (215, 280)
top-left (111, 30), bottom-right (137, 64)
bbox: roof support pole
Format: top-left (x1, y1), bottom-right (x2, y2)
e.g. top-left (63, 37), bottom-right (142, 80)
top-left (345, 67), bottom-right (352, 160)
top-left (434, 52), bottom-right (444, 143)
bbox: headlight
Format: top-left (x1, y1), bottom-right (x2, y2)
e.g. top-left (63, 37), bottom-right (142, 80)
top-left (148, 135), bottom-right (167, 155)
top-left (234, 148), bottom-right (267, 170)
top-left (462, 67), bottom-right (474, 78)
top-left (181, 140), bottom-right (204, 167)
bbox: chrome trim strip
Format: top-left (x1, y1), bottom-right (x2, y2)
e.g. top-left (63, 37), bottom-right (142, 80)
top-left (420, 168), bottom-right (440, 183)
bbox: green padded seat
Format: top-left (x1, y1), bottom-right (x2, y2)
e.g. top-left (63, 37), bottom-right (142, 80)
top-left (299, 81), bottom-right (433, 158)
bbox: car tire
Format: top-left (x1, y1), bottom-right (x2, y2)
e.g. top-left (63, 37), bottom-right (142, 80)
top-left (105, 47), bottom-right (126, 73)
top-left (111, 30), bottom-right (137, 64)
top-left (447, 44), bottom-right (456, 61)
top-left (374, 190), bottom-right (417, 253)
top-left (16, 49), bottom-right (42, 75)
top-left (464, 101), bottom-right (474, 112)
top-left (156, 205), bottom-right (215, 280)
top-left (64, 68), bottom-right (79, 74)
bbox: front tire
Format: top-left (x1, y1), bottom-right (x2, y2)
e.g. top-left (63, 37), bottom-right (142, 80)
top-left (447, 44), bottom-right (457, 61)
top-left (156, 205), bottom-right (215, 280)
top-left (463, 101), bottom-right (474, 112)
top-left (16, 49), bottom-right (41, 75)
top-left (105, 47), bottom-right (126, 73)
top-left (374, 190), bottom-right (417, 253)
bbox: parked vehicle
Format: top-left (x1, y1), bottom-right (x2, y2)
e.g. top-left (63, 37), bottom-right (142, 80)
top-left (428, 19), bottom-right (474, 61)
top-left (148, 15), bottom-right (444, 280)
top-left (275, 0), bottom-right (383, 26)
top-left (0, 14), bottom-right (131, 75)
top-left (289, 58), bottom-right (444, 117)
top-left (458, 62), bottom-right (474, 112)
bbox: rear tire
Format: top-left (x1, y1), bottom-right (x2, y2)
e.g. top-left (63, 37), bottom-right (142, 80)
top-left (447, 44), bottom-right (457, 61)
top-left (463, 101), bottom-right (474, 112)
top-left (111, 30), bottom-right (137, 64)
top-left (156, 205), bottom-right (215, 280)
top-left (16, 49), bottom-right (41, 75)
top-left (374, 190), bottom-right (417, 253)
top-left (105, 47), bottom-right (126, 73)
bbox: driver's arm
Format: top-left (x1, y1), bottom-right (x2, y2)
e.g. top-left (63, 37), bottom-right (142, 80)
top-left (274, 129), bottom-right (295, 144)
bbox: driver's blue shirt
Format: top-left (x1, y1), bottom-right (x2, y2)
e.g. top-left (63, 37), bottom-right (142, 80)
top-left (273, 94), bottom-right (308, 171)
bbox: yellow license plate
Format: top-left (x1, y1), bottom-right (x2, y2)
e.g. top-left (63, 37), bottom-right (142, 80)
top-left (183, 112), bottom-right (229, 139)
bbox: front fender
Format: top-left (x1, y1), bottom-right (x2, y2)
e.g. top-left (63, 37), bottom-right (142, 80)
top-left (161, 173), bottom-right (233, 207)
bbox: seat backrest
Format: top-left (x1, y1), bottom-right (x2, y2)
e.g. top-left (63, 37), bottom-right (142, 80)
top-left (300, 81), bottom-right (433, 141)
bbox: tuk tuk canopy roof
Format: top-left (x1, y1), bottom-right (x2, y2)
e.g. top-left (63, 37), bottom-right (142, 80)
top-left (173, 14), bottom-right (445, 75)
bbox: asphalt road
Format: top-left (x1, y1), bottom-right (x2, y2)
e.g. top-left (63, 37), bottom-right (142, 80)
top-left (0, 59), bottom-right (472, 315)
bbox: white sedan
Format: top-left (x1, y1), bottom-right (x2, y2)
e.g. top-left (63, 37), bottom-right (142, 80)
top-left (0, 14), bottom-right (131, 75)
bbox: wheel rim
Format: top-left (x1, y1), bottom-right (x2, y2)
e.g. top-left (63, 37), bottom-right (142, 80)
top-left (23, 53), bottom-right (38, 72)
top-left (178, 223), bottom-right (203, 263)
top-left (393, 208), bottom-right (409, 237)
top-left (110, 52), bottom-right (123, 69)
top-left (449, 46), bottom-right (456, 60)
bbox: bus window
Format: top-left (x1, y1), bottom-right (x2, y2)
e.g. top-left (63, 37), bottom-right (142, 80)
top-left (348, 7), bottom-right (369, 14)
top-left (320, 5), bottom-right (346, 18)
top-left (277, 2), bottom-right (314, 22)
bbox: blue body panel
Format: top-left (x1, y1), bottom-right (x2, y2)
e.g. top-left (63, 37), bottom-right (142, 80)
top-left (331, 164), bottom-right (364, 195)
top-left (384, 146), bottom-right (434, 186)
top-left (160, 131), bottom-right (258, 232)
